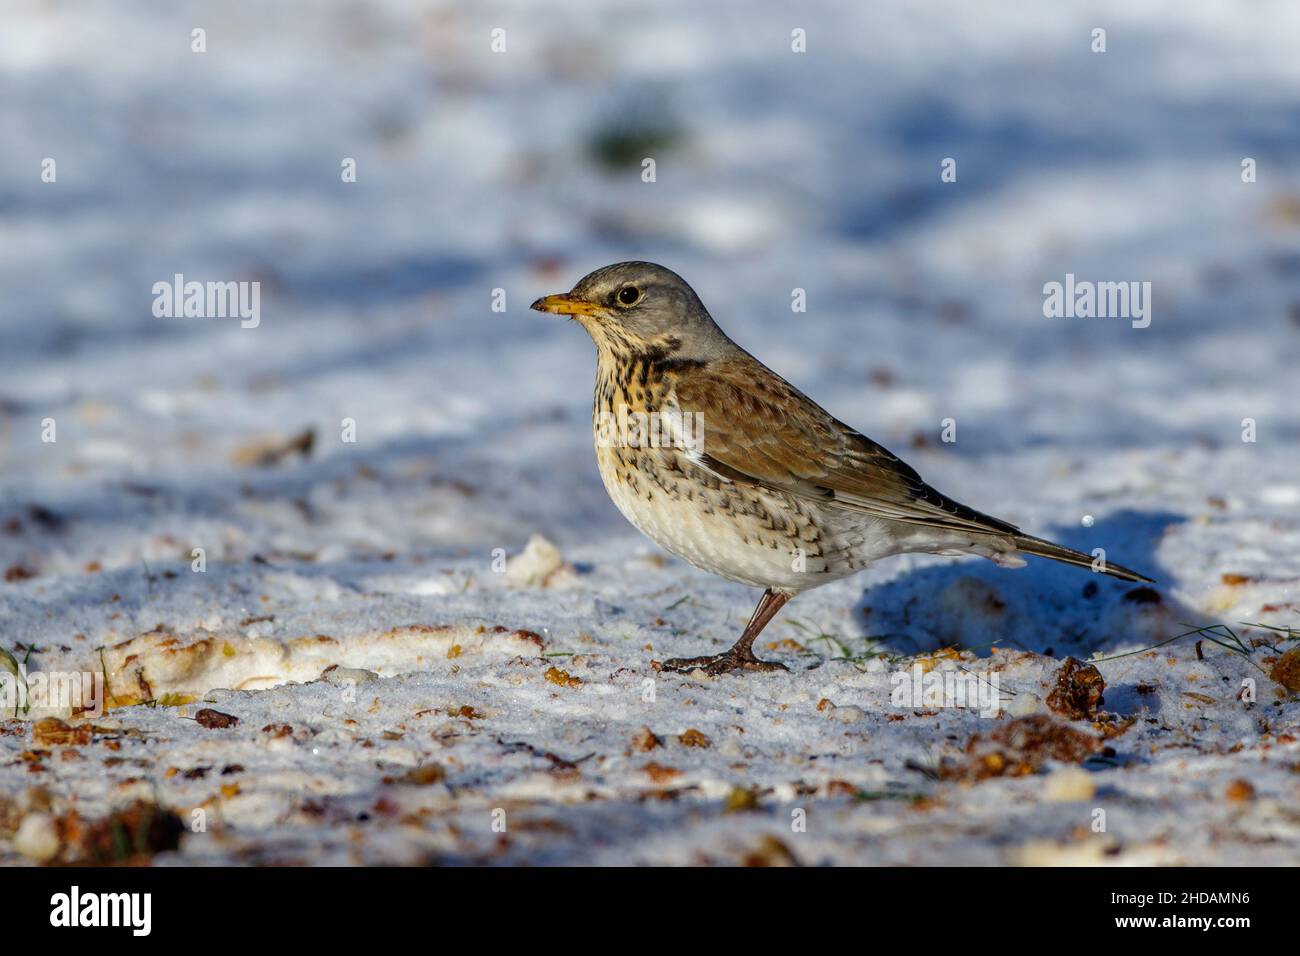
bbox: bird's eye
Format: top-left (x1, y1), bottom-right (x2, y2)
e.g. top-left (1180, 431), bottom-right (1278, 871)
top-left (617, 286), bottom-right (640, 306)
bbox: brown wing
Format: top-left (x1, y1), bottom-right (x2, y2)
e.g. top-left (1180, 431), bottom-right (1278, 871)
top-left (672, 354), bottom-right (1020, 538)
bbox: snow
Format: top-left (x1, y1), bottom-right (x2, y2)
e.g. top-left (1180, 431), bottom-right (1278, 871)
top-left (1, 0), bottom-right (1297, 865)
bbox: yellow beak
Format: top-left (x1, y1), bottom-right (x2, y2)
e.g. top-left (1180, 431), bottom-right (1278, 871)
top-left (530, 293), bottom-right (605, 318)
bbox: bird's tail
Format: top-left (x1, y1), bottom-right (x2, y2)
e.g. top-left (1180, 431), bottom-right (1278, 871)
top-left (1012, 532), bottom-right (1154, 584)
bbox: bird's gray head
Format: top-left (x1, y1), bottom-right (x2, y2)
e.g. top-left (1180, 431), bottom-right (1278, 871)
top-left (531, 261), bottom-right (726, 359)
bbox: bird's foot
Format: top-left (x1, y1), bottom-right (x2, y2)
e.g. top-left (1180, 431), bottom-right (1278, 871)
top-left (659, 650), bottom-right (788, 677)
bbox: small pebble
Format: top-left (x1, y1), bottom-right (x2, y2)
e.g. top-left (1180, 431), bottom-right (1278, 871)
top-left (1043, 766), bottom-right (1096, 802)
top-left (1006, 691), bottom-right (1044, 718)
top-left (821, 702), bottom-right (866, 723)
top-left (14, 813), bottom-right (60, 862)
top-left (505, 534), bottom-right (568, 588)
top-left (323, 666), bottom-right (379, 685)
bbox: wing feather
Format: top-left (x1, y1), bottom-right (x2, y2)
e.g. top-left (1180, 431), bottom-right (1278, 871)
top-left (671, 355), bottom-right (1020, 538)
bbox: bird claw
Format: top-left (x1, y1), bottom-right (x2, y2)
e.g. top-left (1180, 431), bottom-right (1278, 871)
top-left (659, 651), bottom-right (789, 676)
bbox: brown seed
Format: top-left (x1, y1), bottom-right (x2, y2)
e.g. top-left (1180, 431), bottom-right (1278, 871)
top-left (725, 786), bottom-right (761, 813)
top-left (825, 780), bottom-right (858, 798)
top-left (544, 666), bottom-right (582, 689)
top-left (1225, 778), bottom-right (1255, 802)
top-left (677, 728), bottom-right (712, 748)
top-left (194, 709), bottom-right (238, 729)
top-left (643, 762), bottom-right (681, 784)
top-left (402, 764), bottom-right (447, 786)
top-left (629, 727), bottom-right (662, 752)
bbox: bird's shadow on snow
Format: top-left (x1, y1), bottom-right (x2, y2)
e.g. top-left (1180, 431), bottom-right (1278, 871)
top-left (851, 509), bottom-right (1201, 659)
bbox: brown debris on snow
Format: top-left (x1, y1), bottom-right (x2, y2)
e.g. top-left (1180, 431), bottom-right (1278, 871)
top-left (544, 666), bottom-right (582, 688)
top-left (940, 715), bottom-right (1102, 781)
top-left (742, 835), bottom-right (801, 867)
top-left (677, 728), bottom-right (712, 748)
top-left (629, 727), bottom-right (662, 752)
top-left (725, 786), bottom-right (761, 813)
top-left (38, 800), bottom-right (187, 865)
top-left (194, 708), bottom-right (239, 729)
top-left (392, 763), bottom-right (446, 786)
top-left (32, 718), bottom-right (93, 747)
top-left (1046, 657), bottom-right (1106, 720)
top-left (1270, 647), bottom-right (1300, 692)
top-left (229, 427), bottom-right (315, 468)
top-left (1225, 778), bottom-right (1256, 802)
top-left (643, 762), bottom-right (681, 784)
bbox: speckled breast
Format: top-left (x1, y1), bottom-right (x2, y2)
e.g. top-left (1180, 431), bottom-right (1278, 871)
top-left (589, 357), bottom-right (880, 590)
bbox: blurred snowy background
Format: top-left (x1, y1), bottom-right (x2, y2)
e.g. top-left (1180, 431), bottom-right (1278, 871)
top-left (0, 0), bottom-right (1297, 865)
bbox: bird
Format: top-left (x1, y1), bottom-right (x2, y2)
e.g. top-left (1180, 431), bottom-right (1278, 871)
top-left (531, 261), bottom-right (1153, 677)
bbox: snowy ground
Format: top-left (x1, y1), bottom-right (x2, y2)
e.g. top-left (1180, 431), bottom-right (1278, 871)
top-left (1, 0), bottom-right (1298, 865)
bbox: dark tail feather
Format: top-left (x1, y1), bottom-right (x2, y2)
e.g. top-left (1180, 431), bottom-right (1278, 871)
top-left (1012, 533), bottom-right (1154, 584)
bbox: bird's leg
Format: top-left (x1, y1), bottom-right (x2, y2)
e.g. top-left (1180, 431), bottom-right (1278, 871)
top-left (660, 588), bottom-right (792, 676)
